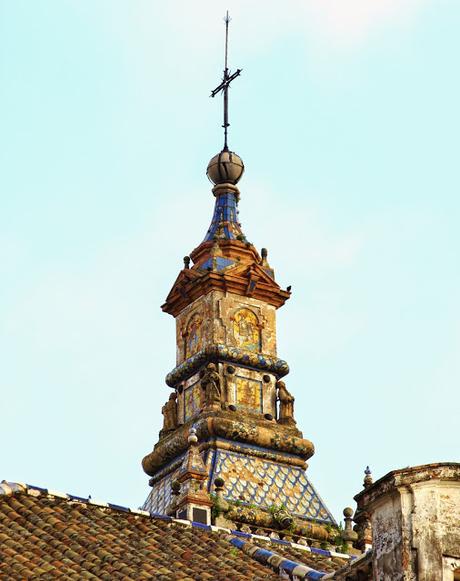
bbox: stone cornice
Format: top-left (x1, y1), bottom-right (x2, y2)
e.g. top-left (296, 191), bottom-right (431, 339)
top-left (354, 462), bottom-right (460, 507)
top-left (162, 272), bottom-right (290, 317)
top-left (142, 412), bottom-right (313, 477)
top-left (148, 437), bottom-right (308, 487)
top-left (162, 240), bottom-right (290, 317)
top-left (165, 344), bottom-right (289, 387)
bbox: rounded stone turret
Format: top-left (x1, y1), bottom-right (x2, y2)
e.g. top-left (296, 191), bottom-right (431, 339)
top-left (207, 149), bottom-right (244, 185)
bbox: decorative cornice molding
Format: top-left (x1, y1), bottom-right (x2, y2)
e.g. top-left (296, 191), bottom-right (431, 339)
top-left (162, 254), bottom-right (290, 317)
top-left (165, 343), bottom-right (289, 386)
top-left (142, 413), bottom-right (313, 476)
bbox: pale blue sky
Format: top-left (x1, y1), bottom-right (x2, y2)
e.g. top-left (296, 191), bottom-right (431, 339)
top-left (1, 0), bottom-right (459, 521)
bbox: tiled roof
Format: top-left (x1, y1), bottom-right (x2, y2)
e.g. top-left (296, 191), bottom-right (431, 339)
top-left (143, 446), bottom-right (335, 526)
top-left (0, 481), bottom-right (349, 580)
top-left (203, 191), bottom-right (244, 242)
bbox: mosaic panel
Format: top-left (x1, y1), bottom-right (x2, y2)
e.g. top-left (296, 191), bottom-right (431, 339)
top-left (184, 380), bottom-right (201, 422)
top-left (208, 449), bottom-right (335, 524)
top-left (185, 313), bottom-right (203, 359)
top-left (235, 376), bottom-right (262, 414)
top-left (233, 309), bottom-right (260, 352)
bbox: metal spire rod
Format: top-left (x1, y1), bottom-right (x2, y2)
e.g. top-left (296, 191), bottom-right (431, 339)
top-left (210, 11), bottom-right (242, 151)
top-left (224, 10), bottom-right (229, 70)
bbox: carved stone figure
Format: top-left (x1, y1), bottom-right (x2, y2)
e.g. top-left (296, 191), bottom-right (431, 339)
top-left (276, 380), bottom-right (296, 425)
top-left (161, 392), bottom-right (178, 432)
top-left (201, 363), bottom-right (222, 409)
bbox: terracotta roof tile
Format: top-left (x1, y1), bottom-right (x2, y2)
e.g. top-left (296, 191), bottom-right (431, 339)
top-left (0, 482), bottom-right (349, 579)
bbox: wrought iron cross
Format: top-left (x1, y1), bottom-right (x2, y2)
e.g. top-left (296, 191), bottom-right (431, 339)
top-left (210, 11), bottom-right (242, 151)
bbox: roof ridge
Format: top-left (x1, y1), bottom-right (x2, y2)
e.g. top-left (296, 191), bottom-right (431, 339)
top-left (0, 480), bottom-right (151, 517)
top-left (230, 536), bottom-right (336, 580)
top-left (0, 480), bottom-right (354, 562)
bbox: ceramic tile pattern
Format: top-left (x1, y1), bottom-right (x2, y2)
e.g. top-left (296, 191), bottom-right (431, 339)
top-left (144, 465), bottom-right (181, 515)
top-left (184, 380), bottom-right (201, 422)
top-left (229, 535), bottom-right (350, 580)
top-left (203, 192), bottom-right (243, 241)
top-left (209, 450), bottom-right (335, 523)
top-left (232, 308), bottom-right (261, 352)
top-left (235, 375), bottom-right (263, 413)
top-left (144, 448), bottom-right (335, 525)
top-left (253, 538), bottom-right (348, 574)
top-left (184, 313), bottom-right (203, 359)
top-left (199, 256), bottom-right (236, 272)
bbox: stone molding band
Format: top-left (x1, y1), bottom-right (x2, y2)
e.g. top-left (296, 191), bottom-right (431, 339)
top-left (166, 344), bottom-right (290, 387)
top-left (148, 436), bottom-right (308, 487)
top-left (142, 413), bottom-right (313, 476)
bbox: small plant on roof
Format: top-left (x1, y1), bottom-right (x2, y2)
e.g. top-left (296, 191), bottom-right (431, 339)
top-left (268, 503), bottom-right (287, 515)
top-left (209, 492), bottom-right (220, 520)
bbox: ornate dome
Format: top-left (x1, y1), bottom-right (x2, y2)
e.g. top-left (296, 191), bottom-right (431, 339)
top-left (206, 149), bottom-right (244, 185)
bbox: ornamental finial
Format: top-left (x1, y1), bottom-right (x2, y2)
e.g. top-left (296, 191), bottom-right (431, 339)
top-left (210, 11), bottom-right (242, 152)
top-left (188, 426), bottom-right (198, 445)
top-left (364, 466), bottom-right (373, 488)
top-left (207, 13), bottom-right (245, 186)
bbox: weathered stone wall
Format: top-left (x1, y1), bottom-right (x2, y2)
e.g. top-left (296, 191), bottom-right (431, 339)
top-left (356, 464), bottom-right (460, 581)
top-left (370, 488), bottom-right (415, 581)
top-left (175, 291), bottom-right (277, 366)
top-left (410, 480), bottom-right (460, 581)
top-left (175, 364), bottom-right (277, 425)
top-left (442, 556), bottom-right (460, 580)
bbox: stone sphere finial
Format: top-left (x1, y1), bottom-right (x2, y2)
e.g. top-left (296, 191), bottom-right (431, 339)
top-left (188, 427), bottom-right (198, 445)
top-left (342, 506), bottom-right (358, 548)
top-left (214, 477), bottom-right (225, 490)
top-left (207, 149), bottom-right (244, 185)
top-left (343, 507), bottom-right (354, 518)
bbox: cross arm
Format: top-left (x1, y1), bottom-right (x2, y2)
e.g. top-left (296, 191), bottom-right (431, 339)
top-left (210, 68), bottom-right (243, 98)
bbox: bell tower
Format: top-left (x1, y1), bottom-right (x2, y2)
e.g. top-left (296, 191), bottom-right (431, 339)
top-left (142, 14), bottom-right (335, 532)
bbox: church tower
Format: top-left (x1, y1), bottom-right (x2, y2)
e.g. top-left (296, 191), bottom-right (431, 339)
top-left (142, 15), bottom-right (335, 535)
